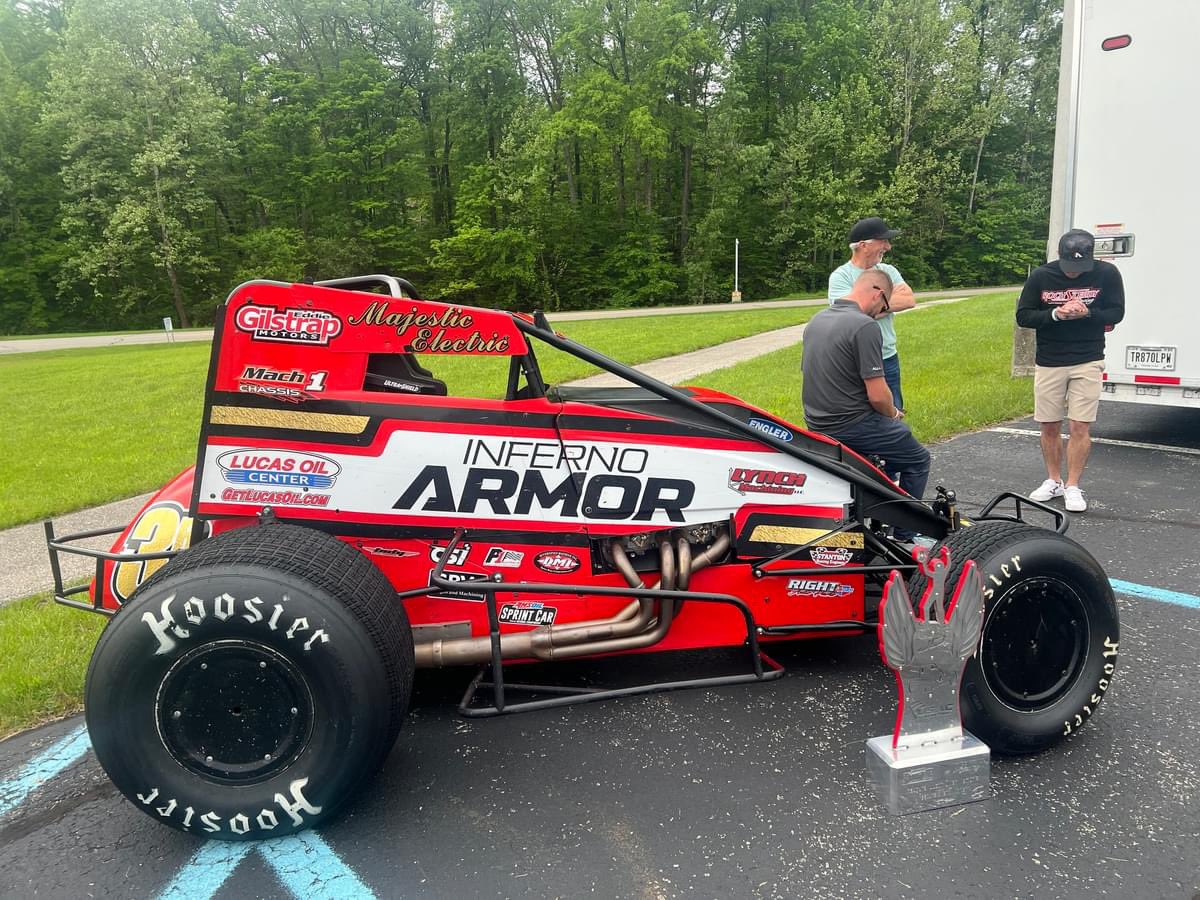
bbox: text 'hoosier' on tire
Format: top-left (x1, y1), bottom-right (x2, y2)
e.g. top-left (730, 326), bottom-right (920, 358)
top-left (907, 520), bottom-right (1119, 755)
top-left (84, 523), bottom-right (415, 840)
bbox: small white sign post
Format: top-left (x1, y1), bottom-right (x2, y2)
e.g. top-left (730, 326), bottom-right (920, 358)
top-left (731, 238), bottom-right (742, 302)
top-left (163, 317), bottom-right (175, 343)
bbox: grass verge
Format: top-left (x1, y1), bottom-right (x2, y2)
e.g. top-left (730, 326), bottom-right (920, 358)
top-left (0, 592), bottom-right (105, 739)
top-left (689, 291), bottom-right (1031, 444)
top-left (0, 304), bottom-right (818, 529)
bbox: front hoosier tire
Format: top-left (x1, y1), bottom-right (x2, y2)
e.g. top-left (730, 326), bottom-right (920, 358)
top-left (85, 524), bottom-right (414, 840)
top-left (907, 520), bottom-right (1119, 754)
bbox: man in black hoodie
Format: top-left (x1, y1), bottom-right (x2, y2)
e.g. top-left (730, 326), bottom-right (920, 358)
top-left (1016, 229), bottom-right (1125, 512)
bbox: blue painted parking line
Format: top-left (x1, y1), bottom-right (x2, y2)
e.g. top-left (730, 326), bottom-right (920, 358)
top-left (261, 831), bottom-right (377, 898)
top-left (156, 832), bottom-right (375, 900)
top-left (158, 841), bottom-right (254, 900)
top-left (0, 723), bottom-right (375, 898)
top-left (1110, 578), bottom-right (1200, 610)
top-left (0, 724), bottom-right (90, 818)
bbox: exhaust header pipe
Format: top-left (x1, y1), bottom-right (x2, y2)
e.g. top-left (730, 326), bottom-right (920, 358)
top-left (413, 532), bottom-right (729, 668)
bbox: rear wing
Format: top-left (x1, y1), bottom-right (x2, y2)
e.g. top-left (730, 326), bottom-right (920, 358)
top-left (189, 276), bottom-right (534, 532)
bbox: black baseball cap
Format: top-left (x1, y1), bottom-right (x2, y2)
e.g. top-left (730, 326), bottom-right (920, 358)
top-left (1058, 228), bottom-right (1095, 274)
top-left (849, 217), bottom-right (901, 243)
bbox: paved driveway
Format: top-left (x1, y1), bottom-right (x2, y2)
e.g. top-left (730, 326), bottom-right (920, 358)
top-left (1, 401), bottom-right (1197, 899)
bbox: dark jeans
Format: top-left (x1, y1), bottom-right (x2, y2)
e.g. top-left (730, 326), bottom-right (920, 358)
top-left (883, 353), bottom-right (903, 411)
top-left (826, 411), bottom-right (931, 516)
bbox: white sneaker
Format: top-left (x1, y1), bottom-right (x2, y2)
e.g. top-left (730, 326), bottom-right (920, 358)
top-left (1064, 485), bottom-right (1087, 512)
top-left (1030, 478), bottom-right (1064, 502)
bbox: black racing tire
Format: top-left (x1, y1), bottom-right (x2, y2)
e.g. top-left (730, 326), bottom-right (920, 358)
top-left (907, 520), bottom-right (1119, 755)
top-left (85, 523), bottom-right (414, 840)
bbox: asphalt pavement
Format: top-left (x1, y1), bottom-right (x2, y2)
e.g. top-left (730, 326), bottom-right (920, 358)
top-left (2, 401), bottom-right (1198, 899)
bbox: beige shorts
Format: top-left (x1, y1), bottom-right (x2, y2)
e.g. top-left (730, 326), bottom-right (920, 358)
top-left (1034, 361), bottom-right (1104, 423)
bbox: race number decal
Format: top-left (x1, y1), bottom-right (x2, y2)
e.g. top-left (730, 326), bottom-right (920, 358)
top-left (111, 502), bottom-right (206, 604)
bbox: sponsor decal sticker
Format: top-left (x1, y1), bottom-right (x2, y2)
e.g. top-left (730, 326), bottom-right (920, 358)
top-left (238, 382), bottom-right (308, 402)
top-left (499, 601), bottom-right (558, 627)
top-left (363, 546), bottom-right (420, 559)
top-left (217, 450), bottom-right (341, 490)
top-left (237, 366), bottom-right (327, 403)
top-left (346, 302), bottom-right (511, 353)
top-left (393, 437), bottom-right (695, 523)
top-left (728, 467), bottom-right (807, 496)
top-left (484, 547), bottom-right (524, 568)
top-left (235, 304), bottom-right (342, 345)
top-left (299, 431), bottom-right (851, 528)
top-left (430, 543), bottom-right (471, 566)
top-left (220, 488), bottom-right (330, 507)
top-left (375, 377), bottom-right (423, 393)
top-left (747, 418), bottom-right (793, 442)
top-left (534, 550), bottom-right (581, 574)
top-left (428, 568), bottom-right (487, 601)
top-left (240, 365), bottom-right (305, 385)
top-left (786, 578), bottom-right (855, 598)
top-left (809, 546), bottom-right (854, 566)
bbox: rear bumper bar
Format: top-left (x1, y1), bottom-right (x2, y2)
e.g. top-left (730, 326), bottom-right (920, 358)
top-left (42, 520), bottom-right (183, 616)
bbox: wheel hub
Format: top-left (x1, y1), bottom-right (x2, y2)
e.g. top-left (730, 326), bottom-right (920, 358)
top-left (156, 640), bottom-right (313, 783)
top-left (982, 577), bottom-right (1088, 711)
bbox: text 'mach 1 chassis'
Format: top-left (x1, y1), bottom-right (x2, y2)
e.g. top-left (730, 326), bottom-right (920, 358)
top-left (46, 275), bottom-right (1120, 840)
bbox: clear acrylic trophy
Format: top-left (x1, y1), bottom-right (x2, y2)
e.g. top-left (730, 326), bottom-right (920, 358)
top-left (866, 546), bottom-right (992, 815)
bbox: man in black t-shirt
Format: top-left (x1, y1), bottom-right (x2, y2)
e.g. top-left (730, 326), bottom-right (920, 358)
top-left (1016, 229), bottom-right (1125, 512)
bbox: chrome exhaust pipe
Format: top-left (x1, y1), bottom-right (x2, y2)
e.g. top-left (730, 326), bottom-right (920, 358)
top-left (414, 531), bottom-right (729, 668)
top-left (676, 535), bottom-right (692, 590)
top-left (415, 541), bottom-right (653, 667)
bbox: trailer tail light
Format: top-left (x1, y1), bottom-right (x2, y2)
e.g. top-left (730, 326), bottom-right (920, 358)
top-left (1102, 35), bottom-right (1132, 51)
top-left (1133, 375), bottom-right (1181, 385)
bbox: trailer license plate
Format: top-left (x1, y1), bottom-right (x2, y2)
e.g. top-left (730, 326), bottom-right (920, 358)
top-left (1125, 346), bottom-right (1176, 371)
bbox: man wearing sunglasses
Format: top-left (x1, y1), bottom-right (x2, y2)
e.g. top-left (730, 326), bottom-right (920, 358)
top-left (802, 270), bottom-right (931, 540)
top-left (828, 217), bottom-right (915, 410)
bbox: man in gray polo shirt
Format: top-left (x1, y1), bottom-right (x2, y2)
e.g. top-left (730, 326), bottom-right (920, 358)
top-left (802, 269), bottom-right (931, 520)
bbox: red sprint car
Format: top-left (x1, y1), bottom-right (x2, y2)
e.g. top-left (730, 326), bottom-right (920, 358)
top-left (47, 275), bottom-right (1119, 840)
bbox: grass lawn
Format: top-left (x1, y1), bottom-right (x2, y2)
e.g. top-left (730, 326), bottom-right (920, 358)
top-left (0, 591), bottom-right (106, 739)
top-left (0, 304), bottom-right (819, 529)
top-left (690, 291), bottom-right (1031, 444)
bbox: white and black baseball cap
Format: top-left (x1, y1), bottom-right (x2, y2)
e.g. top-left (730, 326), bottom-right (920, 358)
top-left (1058, 229), bottom-right (1095, 274)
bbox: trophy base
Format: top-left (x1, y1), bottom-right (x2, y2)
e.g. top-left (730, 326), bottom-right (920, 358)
top-left (865, 731), bottom-right (991, 815)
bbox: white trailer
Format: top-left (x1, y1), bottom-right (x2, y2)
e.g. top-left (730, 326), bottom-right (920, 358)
top-left (1049, 0), bottom-right (1200, 408)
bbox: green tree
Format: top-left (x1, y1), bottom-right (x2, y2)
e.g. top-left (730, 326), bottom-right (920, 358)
top-left (45, 0), bottom-right (231, 327)
top-left (0, 0), bottom-right (68, 333)
top-left (1, 0), bottom-right (1065, 330)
